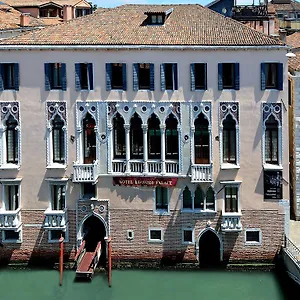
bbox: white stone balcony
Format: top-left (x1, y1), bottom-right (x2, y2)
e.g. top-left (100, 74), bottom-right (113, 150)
top-left (0, 208), bottom-right (22, 230)
top-left (73, 160), bottom-right (99, 183)
top-left (43, 208), bottom-right (67, 230)
top-left (221, 213), bottom-right (242, 232)
top-left (191, 164), bottom-right (213, 182)
top-left (111, 159), bottom-right (179, 176)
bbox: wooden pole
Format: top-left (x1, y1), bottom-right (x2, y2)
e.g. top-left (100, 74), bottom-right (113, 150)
top-left (59, 236), bottom-right (64, 286)
top-left (108, 236), bottom-right (112, 287)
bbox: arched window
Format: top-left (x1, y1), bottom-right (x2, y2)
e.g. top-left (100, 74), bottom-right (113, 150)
top-left (165, 114), bottom-right (178, 159)
top-left (113, 113), bottom-right (125, 159)
top-left (194, 186), bottom-right (204, 210)
top-left (206, 187), bottom-right (215, 211)
top-left (6, 115), bottom-right (18, 164)
top-left (182, 186), bottom-right (192, 209)
top-left (265, 115), bottom-right (278, 164)
top-left (52, 115), bottom-right (65, 164)
top-left (223, 114), bottom-right (236, 164)
top-left (148, 114), bottom-right (161, 159)
top-left (130, 113), bottom-right (143, 159)
top-left (83, 113), bottom-right (96, 164)
top-left (194, 113), bottom-right (209, 164)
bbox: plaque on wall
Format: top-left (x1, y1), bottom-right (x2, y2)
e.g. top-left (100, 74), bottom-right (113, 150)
top-left (264, 170), bottom-right (282, 200)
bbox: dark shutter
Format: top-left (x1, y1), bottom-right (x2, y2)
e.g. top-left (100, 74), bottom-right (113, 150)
top-left (0, 64), bottom-right (3, 91)
top-left (160, 64), bottom-right (165, 92)
top-left (106, 63), bottom-right (112, 91)
top-left (218, 63), bottom-right (223, 90)
top-left (75, 63), bottom-right (81, 91)
top-left (150, 63), bottom-right (154, 91)
top-left (13, 63), bottom-right (19, 91)
top-left (261, 63), bottom-right (266, 90)
top-left (122, 63), bottom-right (127, 91)
top-left (277, 63), bottom-right (283, 91)
top-left (61, 63), bottom-right (67, 91)
top-left (190, 63), bottom-right (195, 91)
top-left (204, 63), bottom-right (207, 90)
top-left (133, 63), bottom-right (139, 91)
top-left (234, 63), bottom-right (240, 90)
top-left (88, 63), bottom-right (93, 90)
top-left (173, 63), bottom-right (178, 90)
top-left (44, 63), bottom-right (51, 91)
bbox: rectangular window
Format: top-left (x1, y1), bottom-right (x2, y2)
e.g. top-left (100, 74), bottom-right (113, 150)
top-left (75, 63), bottom-right (93, 90)
top-left (49, 229), bottom-right (67, 243)
top-left (3, 230), bottom-right (21, 243)
top-left (44, 63), bottom-right (67, 91)
top-left (4, 185), bottom-right (19, 211)
top-left (261, 63), bottom-right (283, 90)
top-left (161, 63), bottom-right (178, 91)
top-left (225, 186), bottom-right (238, 213)
top-left (133, 63), bottom-right (154, 91)
top-left (6, 117), bottom-right (19, 164)
top-left (0, 63), bottom-right (19, 91)
top-left (51, 184), bottom-right (65, 210)
top-left (218, 63), bottom-right (239, 90)
top-left (149, 228), bottom-right (163, 242)
top-left (245, 229), bottom-right (261, 245)
top-left (191, 63), bottom-right (207, 90)
top-left (150, 14), bottom-right (164, 24)
top-left (81, 183), bottom-right (96, 199)
top-left (155, 187), bottom-right (168, 211)
top-left (106, 63), bottom-right (127, 91)
top-left (183, 229), bottom-right (194, 244)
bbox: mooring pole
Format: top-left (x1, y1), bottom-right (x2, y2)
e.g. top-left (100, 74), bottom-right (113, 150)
top-left (59, 236), bottom-right (64, 286)
top-left (108, 236), bottom-right (112, 287)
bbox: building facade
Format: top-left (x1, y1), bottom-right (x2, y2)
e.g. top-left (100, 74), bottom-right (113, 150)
top-left (0, 4), bottom-right (289, 266)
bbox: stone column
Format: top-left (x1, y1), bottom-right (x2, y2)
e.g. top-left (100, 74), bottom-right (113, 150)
top-left (142, 124), bottom-right (148, 174)
top-left (124, 124), bottom-right (131, 173)
top-left (160, 124), bottom-right (166, 174)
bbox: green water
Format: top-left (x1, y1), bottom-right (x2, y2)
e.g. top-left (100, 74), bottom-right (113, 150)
top-left (0, 269), bottom-right (299, 300)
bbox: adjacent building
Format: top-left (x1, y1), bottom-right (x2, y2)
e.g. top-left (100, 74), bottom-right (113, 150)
top-left (0, 4), bottom-right (289, 266)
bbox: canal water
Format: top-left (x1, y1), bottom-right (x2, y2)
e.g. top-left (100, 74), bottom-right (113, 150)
top-left (0, 268), bottom-right (299, 300)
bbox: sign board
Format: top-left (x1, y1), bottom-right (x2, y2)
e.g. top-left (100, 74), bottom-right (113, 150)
top-left (113, 177), bottom-right (178, 187)
top-left (264, 170), bottom-right (282, 200)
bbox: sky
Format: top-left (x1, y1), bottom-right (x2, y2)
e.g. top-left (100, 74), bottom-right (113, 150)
top-left (92, 0), bottom-right (255, 9)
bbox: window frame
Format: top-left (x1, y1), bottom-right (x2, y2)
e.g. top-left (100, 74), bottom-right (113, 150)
top-left (218, 63), bottom-right (239, 90)
top-left (50, 183), bottom-right (66, 211)
top-left (261, 62), bottom-right (283, 91)
top-left (0, 63), bottom-right (19, 91)
top-left (148, 228), bottom-right (163, 243)
top-left (2, 228), bottom-right (22, 243)
top-left (1, 179), bottom-right (21, 211)
top-left (48, 228), bottom-right (69, 243)
top-left (154, 186), bottom-right (169, 214)
top-left (182, 228), bottom-right (194, 245)
top-left (161, 63), bottom-right (178, 91)
top-left (75, 63), bottom-right (93, 91)
top-left (245, 228), bottom-right (262, 246)
top-left (80, 182), bottom-right (97, 200)
top-left (221, 181), bottom-right (242, 215)
top-left (191, 63), bottom-right (207, 91)
top-left (106, 62), bottom-right (127, 91)
top-left (45, 63), bottom-right (67, 91)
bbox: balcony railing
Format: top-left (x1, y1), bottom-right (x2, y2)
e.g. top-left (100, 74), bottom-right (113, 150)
top-left (0, 208), bottom-right (22, 230)
top-left (111, 159), bottom-right (179, 176)
top-left (73, 160), bottom-right (99, 183)
top-left (221, 213), bottom-right (242, 232)
top-left (43, 208), bottom-right (67, 230)
top-left (191, 164), bottom-right (213, 182)
top-left (232, 5), bottom-right (268, 19)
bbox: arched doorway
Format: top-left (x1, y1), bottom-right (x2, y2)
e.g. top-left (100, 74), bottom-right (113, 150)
top-left (82, 215), bottom-right (107, 266)
top-left (198, 229), bottom-right (221, 268)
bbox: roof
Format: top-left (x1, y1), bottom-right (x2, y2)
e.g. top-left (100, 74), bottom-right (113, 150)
top-left (0, 3), bottom-right (45, 30)
top-left (269, 0), bottom-right (300, 11)
top-left (3, 0), bottom-right (91, 8)
top-left (286, 32), bottom-right (300, 48)
top-left (289, 52), bottom-right (300, 71)
top-left (0, 4), bottom-right (285, 46)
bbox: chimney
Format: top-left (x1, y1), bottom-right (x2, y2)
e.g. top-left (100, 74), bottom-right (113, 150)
top-left (269, 17), bottom-right (275, 35)
top-left (279, 29), bottom-right (287, 42)
top-left (63, 5), bottom-right (73, 21)
top-left (20, 13), bottom-right (30, 27)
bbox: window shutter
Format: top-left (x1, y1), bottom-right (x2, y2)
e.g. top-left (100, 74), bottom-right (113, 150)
top-left (218, 63), bottom-right (223, 90)
top-left (204, 63), bottom-right (207, 90)
top-left (122, 63), bottom-right (127, 91)
top-left (133, 63), bottom-right (139, 91)
top-left (277, 63), bottom-right (283, 90)
top-left (88, 63), bottom-right (94, 90)
top-left (61, 63), bottom-right (67, 91)
top-left (173, 63), bottom-right (178, 90)
top-left (261, 63), bottom-right (266, 90)
top-left (234, 63), bottom-right (240, 90)
top-left (13, 63), bottom-right (19, 91)
top-left (106, 63), bottom-right (112, 91)
top-left (0, 64), bottom-right (3, 91)
top-left (160, 64), bottom-right (165, 92)
top-left (190, 63), bottom-right (195, 91)
top-left (75, 63), bottom-right (81, 91)
top-left (150, 63), bottom-right (154, 91)
top-left (44, 63), bottom-right (51, 91)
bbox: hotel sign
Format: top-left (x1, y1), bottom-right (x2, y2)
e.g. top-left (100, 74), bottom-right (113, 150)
top-left (113, 177), bottom-right (178, 187)
top-left (264, 170), bottom-right (282, 200)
